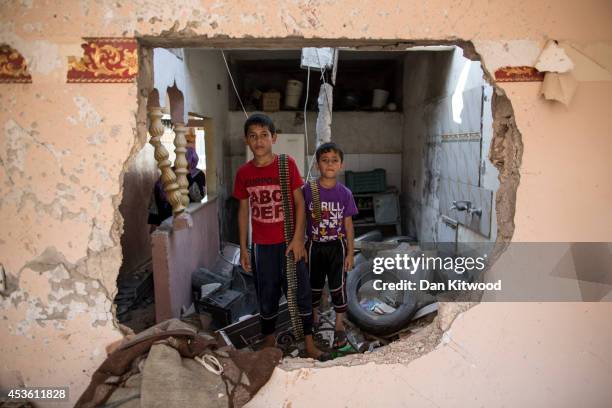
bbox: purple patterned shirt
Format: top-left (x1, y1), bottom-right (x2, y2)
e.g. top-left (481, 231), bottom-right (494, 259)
top-left (303, 180), bottom-right (358, 242)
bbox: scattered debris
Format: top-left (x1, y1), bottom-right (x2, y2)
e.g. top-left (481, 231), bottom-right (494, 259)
top-left (115, 260), bottom-right (155, 332)
top-left (77, 319), bottom-right (281, 408)
top-left (192, 267), bottom-right (232, 290)
top-left (191, 239), bottom-right (440, 365)
top-left (217, 302), bottom-right (293, 350)
top-left (181, 302), bottom-right (196, 317)
top-left (200, 282), bottom-right (222, 299)
top-left (360, 298), bottom-right (397, 315)
top-left (196, 288), bottom-right (253, 328)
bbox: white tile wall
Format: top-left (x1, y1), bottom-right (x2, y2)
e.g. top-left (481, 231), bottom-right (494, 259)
top-left (359, 154), bottom-right (374, 171)
top-left (342, 154), bottom-right (356, 172)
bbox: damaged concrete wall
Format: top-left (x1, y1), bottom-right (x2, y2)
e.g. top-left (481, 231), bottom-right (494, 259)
top-left (474, 38), bottom-right (612, 241)
top-left (495, 72), bottom-right (612, 241)
top-left (118, 144), bottom-right (157, 276)
top-left (0, 60), bottom-right (132, 398)
top-left (0, 1), bottom-right (611, 406)
top-left (250, 302), bottom-right (612, 406)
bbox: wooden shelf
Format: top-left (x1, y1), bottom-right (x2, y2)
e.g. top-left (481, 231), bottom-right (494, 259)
top-left (228, 57), bottom-right (404, 112)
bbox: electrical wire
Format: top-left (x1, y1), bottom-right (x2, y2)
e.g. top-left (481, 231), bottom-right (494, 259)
top-left (220, 48), bottom-right (332, 180)
top-left (221, 49), bottom-right (249, 119)
top-left (304, 66), bottom-right (317, 181)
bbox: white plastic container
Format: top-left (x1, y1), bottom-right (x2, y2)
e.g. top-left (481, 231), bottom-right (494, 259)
top-left (372, 89), bottom-right (390, 109)
top-left (285, 80), bottom-right (304, 109)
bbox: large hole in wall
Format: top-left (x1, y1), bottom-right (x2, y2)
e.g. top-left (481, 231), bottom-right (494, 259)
top-left (118, 38), bottom-right (522, 367)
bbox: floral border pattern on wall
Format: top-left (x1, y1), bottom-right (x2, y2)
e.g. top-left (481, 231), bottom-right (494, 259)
top-left (0, 44), bottom-right (32, 83)
top-left (67, 38), bottom-right (138, 83)
top-left (495, 66), bottom-right (545, 82)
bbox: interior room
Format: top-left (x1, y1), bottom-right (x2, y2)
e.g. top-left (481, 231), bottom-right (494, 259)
top-left (116, 44), bottom-right (500, 350)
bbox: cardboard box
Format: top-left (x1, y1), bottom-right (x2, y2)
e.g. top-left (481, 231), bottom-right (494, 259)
top-left (262, 91), bottom-right (281, 112)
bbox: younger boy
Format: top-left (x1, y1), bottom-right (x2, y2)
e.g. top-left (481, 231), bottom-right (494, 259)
top-left (303, 142), bottom-right (358, 348)
top-left (233, 113), bottom-right (327, 360)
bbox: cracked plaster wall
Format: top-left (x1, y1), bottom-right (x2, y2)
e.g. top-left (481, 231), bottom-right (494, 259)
top-left (0, 1), bottom-right (611, 406)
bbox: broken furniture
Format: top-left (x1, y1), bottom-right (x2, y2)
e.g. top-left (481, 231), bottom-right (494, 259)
top-left (191, 243), bottom-right (258, 329)
top-left (217, 302), bottom-right (294, 351)
top-left (196, 288), bottom-right (252, 328)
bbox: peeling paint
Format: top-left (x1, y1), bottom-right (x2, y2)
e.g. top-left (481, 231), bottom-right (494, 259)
top-left (75, 281), bottom-right (87, 295)
top-left (473, 40), bottom-right (542, 74)
top-left (0, 22), bottom-right (62, 75)
top-left (2, 119), bottom-right (30, 174)
top-left (535, 40), bottom-right (574, 73)
top-left (87, 131), bottom-right (107, 145)
top-left (87, 218), bottom-right (115, 252)
top-left (1, 255), bottom-right (115, 338)
top-left (73, 96), bottom-right (103, 128)
top-left (29, 41), bottom-right (63, 75)
top-left (95, 162), bottom-right (111, 180)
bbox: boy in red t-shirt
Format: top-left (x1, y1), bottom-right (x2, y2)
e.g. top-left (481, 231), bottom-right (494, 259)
top-left (233, 113), bottom-right (327, 360)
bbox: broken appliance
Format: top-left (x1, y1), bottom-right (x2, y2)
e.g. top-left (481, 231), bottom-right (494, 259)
top-left (192, 243), bottom-right (258, 329)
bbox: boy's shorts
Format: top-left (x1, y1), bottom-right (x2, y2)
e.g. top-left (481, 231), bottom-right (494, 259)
top-left (307, 239), bottom-right (348, 313)
top-left (251, 242), bottom-right (313, 336)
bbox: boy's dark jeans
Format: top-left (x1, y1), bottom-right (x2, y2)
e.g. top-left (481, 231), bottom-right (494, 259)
top-left (250, 242), bottom-right (313, 336)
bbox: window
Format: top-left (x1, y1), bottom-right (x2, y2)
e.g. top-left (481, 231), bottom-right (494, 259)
top-left (195, 128), bottom-right (206, 171)
top-left (160, 113), bottom-right (176, 164)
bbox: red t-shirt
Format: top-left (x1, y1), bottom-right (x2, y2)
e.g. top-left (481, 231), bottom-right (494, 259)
top-left (233, 154), bottom-right (304, 244)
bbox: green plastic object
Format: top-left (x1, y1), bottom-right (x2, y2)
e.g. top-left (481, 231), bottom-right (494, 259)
top-left (337, 343), bottom-right (355, 353)
top-left (329, 343), bottom-right (358, 359)
top-left (345, 168), bottom-right (386, 193)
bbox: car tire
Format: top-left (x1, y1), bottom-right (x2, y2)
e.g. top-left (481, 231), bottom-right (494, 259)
top-left (346, 260), bottom-right (418, 335)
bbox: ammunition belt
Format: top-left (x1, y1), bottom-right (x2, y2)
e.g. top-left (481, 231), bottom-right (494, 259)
top-left (309, 180), bottom-right (322, 228)
top-left (278, 154), bottom-right (304, 340)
